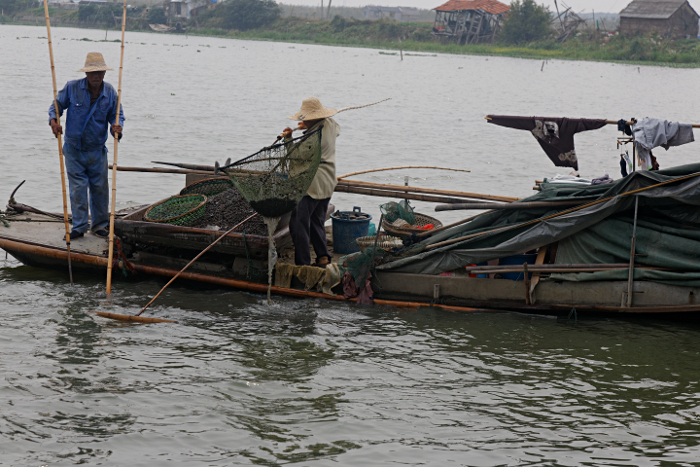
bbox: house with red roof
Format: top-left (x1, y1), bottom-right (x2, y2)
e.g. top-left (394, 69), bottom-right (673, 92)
top-left (432, 0), bottom-right (510, 44)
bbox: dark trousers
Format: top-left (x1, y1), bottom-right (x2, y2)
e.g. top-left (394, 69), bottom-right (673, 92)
top-left (289, 196), bottom-right (331, 266)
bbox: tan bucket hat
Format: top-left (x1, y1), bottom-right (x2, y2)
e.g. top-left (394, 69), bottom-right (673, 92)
top-left (77, 52), bottom-right (113, 73)
top-left (289, 97), bottom-right (338, 121)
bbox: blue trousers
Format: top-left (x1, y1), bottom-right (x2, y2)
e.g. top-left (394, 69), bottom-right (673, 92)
top-left (63, 144), bottom-right (109, 233)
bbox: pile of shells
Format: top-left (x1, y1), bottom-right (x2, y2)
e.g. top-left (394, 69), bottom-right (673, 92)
top-left (189, 187), bottom-right (268, 235)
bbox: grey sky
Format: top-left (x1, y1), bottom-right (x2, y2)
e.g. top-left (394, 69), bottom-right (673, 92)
top-left (284, 0), bottom-right (700, 15)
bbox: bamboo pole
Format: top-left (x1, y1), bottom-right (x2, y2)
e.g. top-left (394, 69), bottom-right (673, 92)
top-left (135, 214), bottom-right (257, 317)
top-left (106, 0), bottom-right (127, 296)
top-left (338, 165), bottom-right (471, 180)
top-left (435, 200), bottom-right (584, 211)
top-left (334, 184), bottom-right (469, 204)
top-left (43, 0), bottom-right (74, 286)
top-left (425, 171), bottom-right (700, 251)
top-left (337, 179), bottom-right (518, 202)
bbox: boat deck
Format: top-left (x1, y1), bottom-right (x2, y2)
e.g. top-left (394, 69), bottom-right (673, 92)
top-left (1, 213), bottom-right (109, 256)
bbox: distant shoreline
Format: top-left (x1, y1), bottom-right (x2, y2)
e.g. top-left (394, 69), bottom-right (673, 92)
top-left (4, 15), bottom-right (699, 69)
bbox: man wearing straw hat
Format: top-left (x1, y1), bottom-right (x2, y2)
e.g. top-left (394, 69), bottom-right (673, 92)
top-left (48, 52), bottom-right (125, 240)
top-left (285, 97), bottom-right (340, 268)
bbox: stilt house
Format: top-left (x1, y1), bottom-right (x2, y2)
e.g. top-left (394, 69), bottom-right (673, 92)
top-left (432, 0), bottom-right (509, 44)
top-left (619, 0), bottom-right (699, 39)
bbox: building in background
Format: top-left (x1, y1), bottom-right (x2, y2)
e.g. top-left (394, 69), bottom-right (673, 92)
top-left (362, 6), bottom-right (422, 22)
top-left (619, 0), bottom-right (699, 39)
top-left (164, 0), bottom-right (212, 21)
top-left (432, 0), bottom-right (509, 44)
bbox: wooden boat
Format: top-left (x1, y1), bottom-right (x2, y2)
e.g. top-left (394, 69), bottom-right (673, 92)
top-left (4, 171), bottom-right (700, 317)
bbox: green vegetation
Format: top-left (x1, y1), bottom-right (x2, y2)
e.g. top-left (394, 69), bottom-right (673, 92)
top-left (2, 0), bottom-right (700, 68)
top-left (146, 6), bottom-right (167, 25)
top-left (500, 0), bottom-right (552, 44)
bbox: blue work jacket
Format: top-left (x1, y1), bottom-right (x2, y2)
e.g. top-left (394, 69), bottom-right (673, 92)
top-left (48, 78), bottom-right (125, 152)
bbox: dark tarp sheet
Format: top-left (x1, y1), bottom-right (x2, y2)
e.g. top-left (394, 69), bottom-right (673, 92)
top-left (377, 163), bottom-right (700, 286)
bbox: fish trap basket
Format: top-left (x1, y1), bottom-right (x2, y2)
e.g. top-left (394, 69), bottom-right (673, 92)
top-left (356, 234), bottom-right (403, 253)
top-left (222, 127), bottom-right (323, 218)
top-left (382, 213), bottom-right (443, 239)
top-left (180, 177), bottom-right (233, 196)
top-left (144, 194), bottom-right (208, 226)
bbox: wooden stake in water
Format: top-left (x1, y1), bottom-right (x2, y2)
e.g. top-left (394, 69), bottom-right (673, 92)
top-left (263, 216), bottom-right (280, 304)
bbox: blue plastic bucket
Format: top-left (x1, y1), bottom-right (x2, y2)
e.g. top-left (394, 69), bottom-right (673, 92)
top-left (331, 207), bottom-right (372, 254)
top-left (498, 254), bottom-right (538, 281)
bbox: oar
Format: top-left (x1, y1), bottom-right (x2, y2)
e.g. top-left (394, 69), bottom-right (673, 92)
top-left (91, 213), bottom-right (257, 323)
top-left (43, 0), bottom-right (73, 286)
top-left (106, 0), bottom-right (127, 296)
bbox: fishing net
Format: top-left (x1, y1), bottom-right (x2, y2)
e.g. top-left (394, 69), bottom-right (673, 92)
top-left (144, 194), bottom-right (208, 226)
top-left (380, 200), bottom-right (415, 225)
top-left (222, 126), bottom-right (323, 218)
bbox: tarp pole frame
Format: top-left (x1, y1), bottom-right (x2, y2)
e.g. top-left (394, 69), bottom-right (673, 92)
top-left (625, 197), bottom-right (640, 307)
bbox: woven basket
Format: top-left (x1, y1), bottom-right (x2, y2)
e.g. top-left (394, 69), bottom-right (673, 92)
top-left (356, 234), bottom-right (403, 253)
top-left (381, 213), bottom-right (443, 239)
top-left (180, 177), bottom-right (233, 196)
top-left (144, 194), bottom-right (208, 226)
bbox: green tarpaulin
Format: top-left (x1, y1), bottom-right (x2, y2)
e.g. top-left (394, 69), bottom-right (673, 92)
top-left (376, 163), bottom-right (700, 287)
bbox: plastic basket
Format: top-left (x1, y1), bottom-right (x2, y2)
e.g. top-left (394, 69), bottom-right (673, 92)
top-left (144, 194), bottom-right (208, 226)
top-left (381, 213), bottom-right (443, 239)
top-left (180, 177), bottom-right (233, 196)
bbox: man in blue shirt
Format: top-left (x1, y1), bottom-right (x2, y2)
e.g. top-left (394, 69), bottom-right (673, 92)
top-left (48, 52), bottom-right (125, 239)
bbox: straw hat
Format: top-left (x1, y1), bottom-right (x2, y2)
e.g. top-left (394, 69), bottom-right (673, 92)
top-left (289, 97), bottom-right (338, 121)
top-left (77, 52), bottom-right (113, 73)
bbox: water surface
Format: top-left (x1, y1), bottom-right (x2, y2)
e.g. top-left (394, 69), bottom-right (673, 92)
top-left (2, 25), bottom-right (700, 466)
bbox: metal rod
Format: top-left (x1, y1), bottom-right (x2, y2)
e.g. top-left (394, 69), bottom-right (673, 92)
top-left (43, 0), bottom-right (73, 286)
top-left (106, 0), bottom-right (127, 296)
top-left (109, 165), bottom-right (214, 175)
top-left (152, 161), bottom-right (217, 171)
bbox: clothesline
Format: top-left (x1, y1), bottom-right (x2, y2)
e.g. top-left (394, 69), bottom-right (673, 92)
top-left (604, 120), bottom-right (700, 128)
top-left (485, 116), bottom-right (700, 128)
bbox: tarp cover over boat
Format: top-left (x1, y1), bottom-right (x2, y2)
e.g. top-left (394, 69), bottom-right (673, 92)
top-left (377, 163), bottom-right (700, 286)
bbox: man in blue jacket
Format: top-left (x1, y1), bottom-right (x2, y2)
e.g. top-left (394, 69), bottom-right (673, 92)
top-left (48, 52), bottom-right (125, 239)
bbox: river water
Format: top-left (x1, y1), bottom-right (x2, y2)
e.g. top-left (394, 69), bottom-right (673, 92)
top-left (2, 24), bottom-right (700, 465)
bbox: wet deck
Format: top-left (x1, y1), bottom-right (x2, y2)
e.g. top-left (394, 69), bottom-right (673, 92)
top-left (0, 213), bottom-right (109, 257)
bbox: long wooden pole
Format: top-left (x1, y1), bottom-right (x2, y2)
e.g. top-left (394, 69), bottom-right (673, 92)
top-left (337, 165), bottom-right (471, 180)
top-left (43, 0), bottom-right (73, 286)
top-left (337, 179), bottom-right (519, 202)
top-left (136, 214), bottom-right (257, 316)
top-left (106, 0), bottom-right (127, 296)
top-left (334, 184), bottom-right (471, 204)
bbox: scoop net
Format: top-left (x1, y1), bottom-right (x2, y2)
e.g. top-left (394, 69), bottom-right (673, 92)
top-left (221, 126), bottom-right (323, 218)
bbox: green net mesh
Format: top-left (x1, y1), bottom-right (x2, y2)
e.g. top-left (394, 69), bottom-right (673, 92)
top-left (380, 200), bottom-right (416, 225)
top-left (222, 127), bottom-right (323, 218)
top-left (144, 194), bottom-right (208, 226)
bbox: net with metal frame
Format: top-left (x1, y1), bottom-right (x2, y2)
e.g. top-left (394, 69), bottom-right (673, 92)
top-left (221, 126), bottom-right (323, 218)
